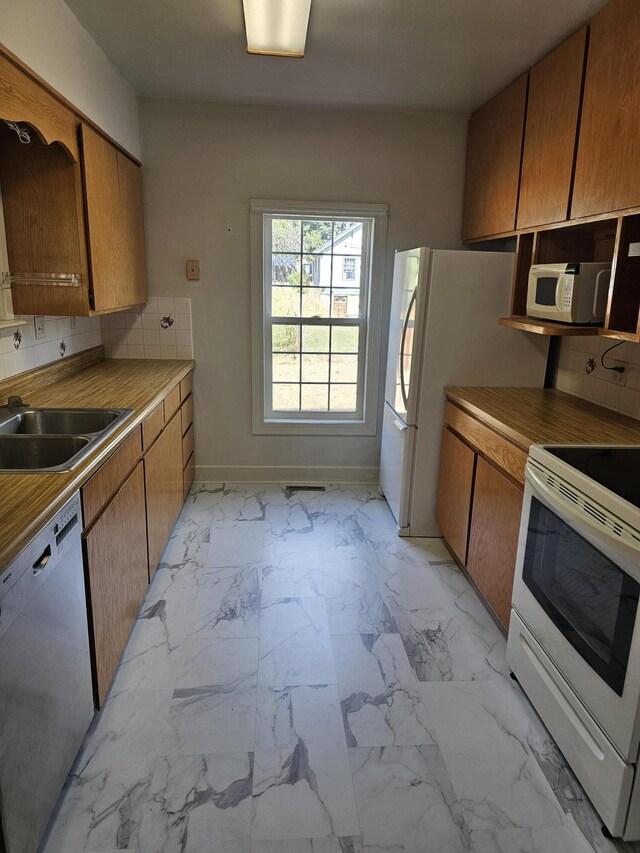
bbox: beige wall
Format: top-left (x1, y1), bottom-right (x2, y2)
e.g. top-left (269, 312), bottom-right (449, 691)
top-left (0, 0), bottom-right (140, 157)
top-left (140, 98), bottom-right (468, 481)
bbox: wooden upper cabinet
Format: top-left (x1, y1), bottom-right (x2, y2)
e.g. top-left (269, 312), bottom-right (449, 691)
top-left (571, 0), bottom-right (640, 219)
top-left (462, 75), bottom-right (528, 241)
top-left (80, 124), bottom-right (148, 312)
top-left (517, 28), bottom-right (587, 229)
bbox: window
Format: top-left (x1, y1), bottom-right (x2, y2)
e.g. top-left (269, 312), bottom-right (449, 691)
top-left (251, 200), bottom-right (388, 435)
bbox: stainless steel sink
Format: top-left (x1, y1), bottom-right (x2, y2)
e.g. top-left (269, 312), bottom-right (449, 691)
top-left (0, 408), bottom-right (125, 436)
top-left (0, 405), bottom-right (134, 473)
top-left (0, 435), bottom-right (92, 472)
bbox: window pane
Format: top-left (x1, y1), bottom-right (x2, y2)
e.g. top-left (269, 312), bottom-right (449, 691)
top-left (302, 325), bottom-right (330, 352)
top-left (302, 220), bottom-right (334, 254)
top-left (330, 384), bottom-right (357, 411)
top-left (331, 326), bottom-right (359, 353)
top-left (272, 218), bottom-right (301, 252)
top-left (272, 254), bottom-right (301, 285)
top-left (301, 384), bottom-right (329, 410)
top-left (302, 353), bottom-right (329, 382)
top-left (333, 221), bottom-right (363, 255)
top-left (272, 286), bottom-right (300, 318)
top-left (273, 353), bottom-right (300, 382)
top-left (301, 287), bottom-right (330, 318)
top-left (272, 324), bottom-right (300, 352)
top-left (331, 289), bottom-right (360, 319)
top-left (302, 255), bottom-right (322, 286)
top-left (330, 353), bottom-right (358, 383)
top-left (273, 383), bottom-right (300, 411)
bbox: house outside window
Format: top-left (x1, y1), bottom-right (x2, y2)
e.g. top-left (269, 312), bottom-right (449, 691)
top-left (250, 200), bottom-right (388, 435)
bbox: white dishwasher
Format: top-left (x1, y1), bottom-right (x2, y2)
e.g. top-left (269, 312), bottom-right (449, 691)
top-left (0, 491), bottom-right (95, 853)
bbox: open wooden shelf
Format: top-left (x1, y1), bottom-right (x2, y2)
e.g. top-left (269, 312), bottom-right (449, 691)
top-left (499, 316), bottom-right (602, 336)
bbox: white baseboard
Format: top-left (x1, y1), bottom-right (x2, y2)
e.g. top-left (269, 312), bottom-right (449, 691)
top-left (194, 464), bottom-right (380, 484)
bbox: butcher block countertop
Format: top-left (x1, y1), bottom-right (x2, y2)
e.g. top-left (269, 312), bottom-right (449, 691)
top-left (0, 349), bottom-right (195, 570)
top-left (445, 387), bottom-right (640, 451)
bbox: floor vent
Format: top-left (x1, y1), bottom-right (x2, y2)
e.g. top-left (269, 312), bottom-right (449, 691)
top-left (286, 484), bottom-right (327, 492)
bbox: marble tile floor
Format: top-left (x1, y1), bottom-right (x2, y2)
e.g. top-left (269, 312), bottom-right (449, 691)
top-left (41, 483), bottom-right (639, 853)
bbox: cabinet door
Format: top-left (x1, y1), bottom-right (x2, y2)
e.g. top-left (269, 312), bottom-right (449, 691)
top-left (571, 0), bottom-right (640, 218)
top-left (466, 457), bottom-right (523, 630)
top-left (145, 411), bottom-right (184, 578)
top-left (83, 461), bottom-right (149, 705)
top-left (80, 124), bottom-right (148, 312)
top-left (517, 28), bottom-right (587, 229)
top-left (435, 428), bottom-right (476, 565)
top-left (462, 75), bottom-right (527, 241)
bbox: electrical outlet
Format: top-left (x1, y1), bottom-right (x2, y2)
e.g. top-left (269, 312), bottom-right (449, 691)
top-left (610, 361), bottom-right (627, 386)
top-left (34, 316), bottom-right (46, 340)
top-left (186, 260), bottom-right (200, 282)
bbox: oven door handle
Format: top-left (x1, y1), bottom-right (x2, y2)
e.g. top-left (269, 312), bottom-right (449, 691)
top-left (527, 466), bottom-right (640, 577)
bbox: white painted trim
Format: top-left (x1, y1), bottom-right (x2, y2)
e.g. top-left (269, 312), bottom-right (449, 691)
top-left (250, 200), bottom-right (388, 437)
top-left (194, 464), bottom-right (380, 484)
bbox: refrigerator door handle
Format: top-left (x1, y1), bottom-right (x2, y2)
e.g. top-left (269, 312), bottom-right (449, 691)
top-left (399, 287), bottom-right (417, 411)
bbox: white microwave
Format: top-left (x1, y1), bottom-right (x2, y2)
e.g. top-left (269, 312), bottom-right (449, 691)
top-left (526, 262), bottom-right (611, 324)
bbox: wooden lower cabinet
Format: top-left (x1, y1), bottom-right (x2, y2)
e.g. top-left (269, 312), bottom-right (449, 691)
top-left (435, 427), bottom-right (476, 564)
top-left (466, 457), bottom-right (524, 630)
top-left (145, 410), bottom-right (184, 578)
top-left (83, 462), bottom-right (149, 705)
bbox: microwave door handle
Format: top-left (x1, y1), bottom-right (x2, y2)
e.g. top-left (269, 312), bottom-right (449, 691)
top-left (555, 274), bottom-right (565, 312)
top-left (527, 466), bottom-right (640, 575)
top-left (593, 269), bottom-right (610, 318)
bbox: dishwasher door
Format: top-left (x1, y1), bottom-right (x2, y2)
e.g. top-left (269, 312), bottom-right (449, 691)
top-left (0, 492), bottom-right (94, 853)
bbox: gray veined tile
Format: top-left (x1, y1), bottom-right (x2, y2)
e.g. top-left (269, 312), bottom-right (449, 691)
top-left (349, 745), bottom-right (469, 853)
top-left (252, 684), bottom-right (360, 841)
top-left (252, 837), bottom-right (364, 852)
top-left (190, 586), bottom-right (261, 639)
top-left (398, 615), bottom-right (496, 682)
top-left (176, 637), bottom-right (259, 689)
top-left (161, 677), bottom-right (257, 756)
top-left (110, 587), bottom-right (196, 693)
top-left (323, 561), bottom-right (397, 635)
top-left (333, 634), bottom-right (435, 747)
top-left (194, 561), bottom-right (261, 598)
top-left (419, 681), bottom-right (566, 833)
top-left (205, 519), bottom-right (266, 567)
top-left (469, 818), bottom-right (596, 853)
top-left (42, 690), bottom-right (172, 853)
top-left (258, 597), bottom-right (336, 687)
top-left (260, 537), bottom-right (323, 598)
top-left (264, 500), bottom-right (316, 542)
top-left (138, 752), bottom-right (253, 853)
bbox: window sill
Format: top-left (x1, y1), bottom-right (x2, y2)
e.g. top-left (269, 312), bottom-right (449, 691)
top-left (252, 417), bottom-right (377, 437)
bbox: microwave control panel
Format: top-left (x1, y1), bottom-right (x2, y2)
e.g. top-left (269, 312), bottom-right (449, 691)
top-left (562, 276), bottom-right (574, 310)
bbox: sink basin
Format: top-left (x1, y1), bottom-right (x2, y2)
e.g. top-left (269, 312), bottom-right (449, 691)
top-left (0, 435), bottom-right (92, 472)
top-left (0, 408), bottom-right (125, 436)
top-left (0, 406), bottom-right (134, 473)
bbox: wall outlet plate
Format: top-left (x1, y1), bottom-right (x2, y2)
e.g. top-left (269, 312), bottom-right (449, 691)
top-left (610, 361), bottom-right (627, 386)
top-left (69, 316), bottom-right (77, 331)
top-left (186, 260), bottom-right (200, 281)
top-left (34, 316), bottom-right (46, 340)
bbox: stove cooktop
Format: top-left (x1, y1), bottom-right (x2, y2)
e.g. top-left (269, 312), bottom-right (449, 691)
top-left (546, 446), bottom-right (640, 509)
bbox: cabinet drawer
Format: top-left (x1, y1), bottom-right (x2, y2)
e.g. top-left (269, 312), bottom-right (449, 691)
top-left (142, 401), bottom-right (164, 450)
top-left (82, 427), bottom-right (142, 529)
top-left (181, 394), bottom-right (193, 436)
top-left (183, 452), bottom-right (194, 499)
top-left (180, 371), bottom-right (193, 402)
top-left (182, 422), bottom-right (194, 467)
top-left (444, 402), bottom-right (527, 485)
top-left (164, 384), bottom-right (181, 422)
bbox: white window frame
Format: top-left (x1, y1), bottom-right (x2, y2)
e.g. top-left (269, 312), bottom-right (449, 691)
top-left (251, 199), bottom-right (388, 436)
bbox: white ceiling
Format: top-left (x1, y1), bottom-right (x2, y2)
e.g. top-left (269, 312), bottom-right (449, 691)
top-left (64, 0), bottom-right (608, 113)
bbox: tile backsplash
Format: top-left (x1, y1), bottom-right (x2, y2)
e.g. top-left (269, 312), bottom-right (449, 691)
top-left (0, 315), bottom-right (102, 382)
top-left (555, 336), bottom-right (640, 420)
top-left (101, 296), bottom-right (193, 360)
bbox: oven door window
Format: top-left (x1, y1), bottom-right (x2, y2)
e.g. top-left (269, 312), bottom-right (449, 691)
top-left (523, 497), bottom-right (640, 696)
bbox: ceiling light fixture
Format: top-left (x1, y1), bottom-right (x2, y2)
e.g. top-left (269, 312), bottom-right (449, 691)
top-left (242, 0), bottom-right (312, 58)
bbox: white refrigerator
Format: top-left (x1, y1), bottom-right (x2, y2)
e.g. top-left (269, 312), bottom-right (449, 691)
top-left (380, 248), bottom-right (549, 536)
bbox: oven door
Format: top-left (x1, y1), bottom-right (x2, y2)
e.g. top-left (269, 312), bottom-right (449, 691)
top-left (511, 462), bottom-right (640, 761)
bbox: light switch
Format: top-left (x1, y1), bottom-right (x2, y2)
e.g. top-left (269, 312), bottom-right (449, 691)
top-left (34, 316), bottom-right (46, 339)
top-left (186, 260), bottom-right (201, 281)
